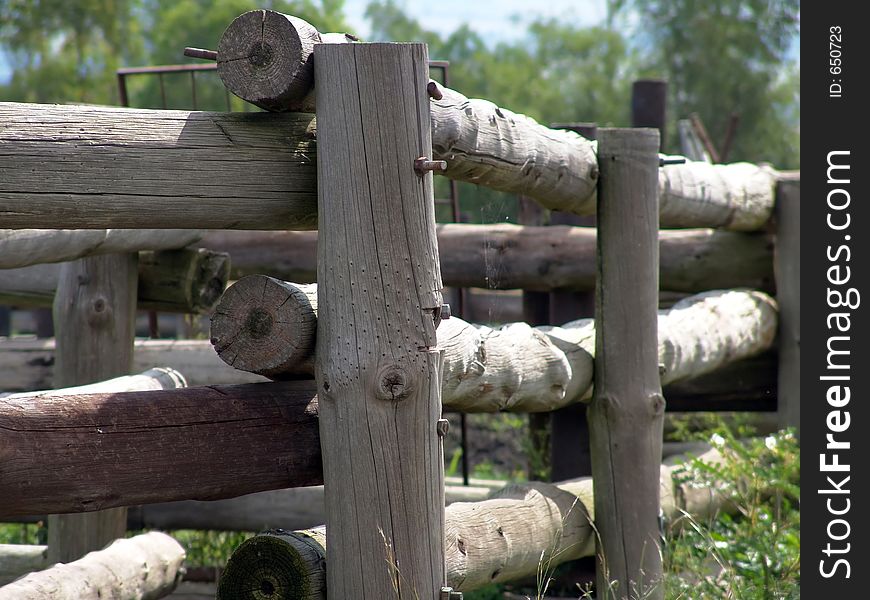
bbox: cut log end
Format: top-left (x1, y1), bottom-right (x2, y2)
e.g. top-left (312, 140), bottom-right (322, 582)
top-left (217, 9), bottom-right (321, 112)
top-left (216, 529), bottom-right (326, 600)
top-left (210, 275), bottom-right (317, 378)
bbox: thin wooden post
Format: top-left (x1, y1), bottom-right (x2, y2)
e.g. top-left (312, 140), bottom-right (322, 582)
top-left (631, 80), bottom-right (667, 151)
top-left (47, 254), bottom-right (137, 563)
top-left (774, 175), bottom-right (800, 434)
top-left (314, 43), bottom-right (445, 598)
top-left (589, 128), bottom-right (664, 599)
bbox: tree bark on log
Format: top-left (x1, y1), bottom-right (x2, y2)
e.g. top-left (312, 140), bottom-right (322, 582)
top-left (0, 532), bottom-right (185, 599)
top-left (210, 276), bottom-right (317, 378)
top-left (0, 381), bottom-right (321, 518)
top-left (200, 225), bottom-right (774, 293)
top-left (212, 447), bottom-right (728, 595)
top-left (210, 281), bottom-right (777, 412)
top-left (0, 339), bottom-right (266, 393)
top-left (0, 248), bottom-right (230, 314)
top-left (209, 11), bottom-right (778, 231)
top-left (0, 229), bottom-right (201, 269)
top-left (314, 42), bottom-right (445, 599)
top-left (0, 102), bottom-right (317, 230)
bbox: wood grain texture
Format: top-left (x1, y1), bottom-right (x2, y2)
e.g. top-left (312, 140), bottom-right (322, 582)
top-left (48, 253), bottom-right (138, 564)
top-left (0, 229), bottom-right (201, 269)
top-left (314, 42), bottom-right (445, 599)
top-left (774, 177), bottom-right (799, 433)
top-left (0, 338), bottom-right (266, 393)
top-left (217, 10), bottom-right (353, 113)
top-left (0, 532), bottom-right (184, 599)
top-left (0, 381), bottom-right (321, 517)
top-left (200, 225), bottom-right (774, 293)
top-left (0, 248), bottom-right (230, 314)
top-left (211, 275), bottom-right (317, 378)
top-left (588, 129), bottom-right (664, 599)
top-left (216, 527), bottom-right (327, 600)
top-left (0, 102), bottom-right (317, 229)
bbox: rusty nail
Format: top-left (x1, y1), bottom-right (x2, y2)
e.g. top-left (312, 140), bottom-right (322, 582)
top-left (415, 157), bottom-right (447, 174)
top-left (427, 81), bottom-right (443, 100)
top-left (184, 47), bottom-right (218, 61)
top-left (440, 304), bottom-right (451, 320)
top-left (437, 419), bottom-right (450, 437)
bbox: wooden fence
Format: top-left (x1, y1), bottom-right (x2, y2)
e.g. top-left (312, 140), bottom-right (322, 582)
top-left (0, 9), bottom-right (798, 599)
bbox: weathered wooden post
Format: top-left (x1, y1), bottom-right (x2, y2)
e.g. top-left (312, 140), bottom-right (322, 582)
top-left (588, 128), bottom-right (664, 599)
top-left (774, 174), bottom-right (800, 434)
top-left (314, 43), bottom-right (446, 598)
top-left (47, 254), bottom-right (137, 563)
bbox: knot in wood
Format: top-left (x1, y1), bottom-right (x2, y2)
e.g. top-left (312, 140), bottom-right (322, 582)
top-left (248, 42), bottom-right (274, 67)
top-left (376, 364), bottom-right (413, 402)
top-left (86, 295), bottom-right (111, 326)
top-left (245, 308), bottom-right (274, 340)
top-left (649, 392), bottom-right (666, 417)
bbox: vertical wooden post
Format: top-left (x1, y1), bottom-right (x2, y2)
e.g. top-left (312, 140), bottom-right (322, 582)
top-left (774, 175), bottom-right (800, 434)
top-left (47, 254), bottom-right (137, 563)
top-left (589, 128), bottom-right (664, 599)
top-left (314, 43), bottom-right (445, 598)
top-left (631, 80), bottom-right (667, 151)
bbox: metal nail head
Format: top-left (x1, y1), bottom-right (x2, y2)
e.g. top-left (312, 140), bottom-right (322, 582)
top-left (436, 419), bottom-right (450, 437)
top-left (440, 304), bottom-right (451, 320)
top-left (427, 81), bottom-right (444, 100)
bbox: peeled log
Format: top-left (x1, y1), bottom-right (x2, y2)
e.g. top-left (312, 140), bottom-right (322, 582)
top-left (200, 225), bottom-right (774, 293)
top-left (0, 248), bottom-right (230, 314)
top-left (209, 11), bottom-right (778, 230)
top-left (214, 448), bottom-right (727, 595)
top-left (0, 545), bottom-right (48, 586)
top-left (0, 229), bottom-right (201, 270)
top-left (0, 339), bottom-right (265, 394)
top-left (0, 532), bottom-right (185, 599)
top-left (210, 276), bottom-right (317, 377)
top-left (2, 367), bottom-right (186, 399)
top-left (211, 283), bottom-right (777, 411)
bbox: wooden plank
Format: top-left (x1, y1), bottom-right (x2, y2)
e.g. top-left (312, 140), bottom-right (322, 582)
top-left (314, 42), bottom-right (445, 598)
top-left (0, 381), bottom-right (321, 517)
top-left (200, 226), bottom-right (775, 293)
top-left (0, 248), bottom-right (230, 314)
top-left (0, 102), bottom-right (318, 230)
top-left (0, 533), bottom-right (184, 599)
top-left (588, 128), bottom-right (664, 598)
top-left (0, 229), bottom-right (201, 269)
top-left (47, 253), bottom-right (137, 563)
top-left (774, 177), bottom-right (800, 433)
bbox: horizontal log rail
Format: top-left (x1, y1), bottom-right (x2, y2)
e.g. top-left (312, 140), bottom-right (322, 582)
top-left (0, 96), bottom-right (786, 232)
top-left (211, 279), bottom-right (778, 412)
top-left (213, 447), bottom-right (728, 594)
top-left (0, 381), bottom-right (321, 517)
top-left (0, 248), bottom-right (230, 314)
top-left (0, 229), bottom-right (202, 269)
top-left (200, 225), bottom-right (774, 293)
top-left (0, 338), bottom-right (265, 393)
top-left (0, 532), bottom-right (185, 598)
top-left (209, 9), bottom-right (780, 231)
